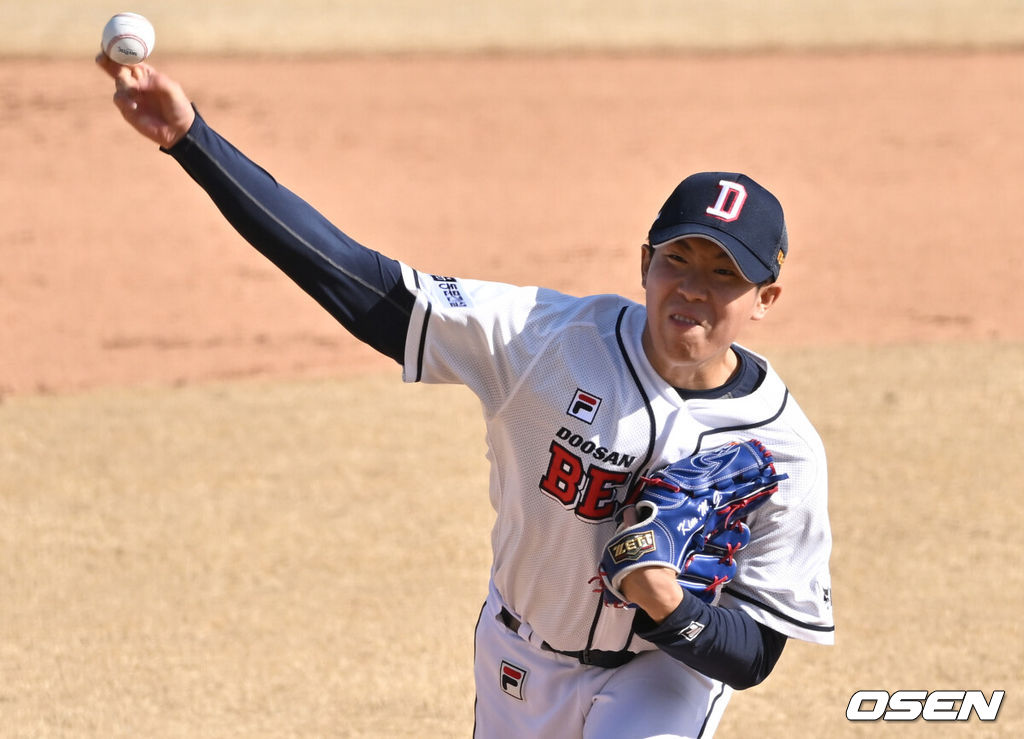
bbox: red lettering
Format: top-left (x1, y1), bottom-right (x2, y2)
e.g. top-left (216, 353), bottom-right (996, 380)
top-left (576, 467), bottom-right (629, 521)
top-left (539, 441), bottom-right (583, 505)
top-left (540, 441), bottom-right (628, 521)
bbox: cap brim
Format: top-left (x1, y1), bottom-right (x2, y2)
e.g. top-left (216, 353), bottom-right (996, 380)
top-left (648, 224), bottom-right (774, 284)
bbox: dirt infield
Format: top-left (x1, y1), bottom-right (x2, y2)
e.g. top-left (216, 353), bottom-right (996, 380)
top-left (2, 6), bottom-right (1024, 736)
top-left (5, 52), bottom-right (1024, 396)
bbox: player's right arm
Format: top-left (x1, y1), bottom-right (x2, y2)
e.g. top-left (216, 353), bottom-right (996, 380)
top-left (96, 55), bottom-right (195, 149)
top-left (96, 57), bottom-right (414, 363)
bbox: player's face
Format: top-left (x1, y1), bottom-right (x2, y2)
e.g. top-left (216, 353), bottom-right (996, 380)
top-left (640, 237), bottom-right (781, 390)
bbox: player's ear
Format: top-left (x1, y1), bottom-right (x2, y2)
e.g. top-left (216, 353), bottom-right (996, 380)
top-left (750, 283), bottom-right (782, 321)
top-left (640, 242), bottom-right (654, 289)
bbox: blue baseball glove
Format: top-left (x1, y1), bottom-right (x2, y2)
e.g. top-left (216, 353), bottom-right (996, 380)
top-left (599, 439), bottom-right (786, 606)
top-left (676, 519), bottom-right (752, 604)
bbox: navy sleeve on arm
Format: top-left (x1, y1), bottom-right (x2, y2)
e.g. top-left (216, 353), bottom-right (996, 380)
top-left (633, 595), bottom-right (787, 690)
top-left (162, 109), bottom-right (414, 364)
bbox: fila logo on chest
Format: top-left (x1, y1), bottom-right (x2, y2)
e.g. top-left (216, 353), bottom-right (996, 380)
top-left (567, 388), bottom-right (602, 424)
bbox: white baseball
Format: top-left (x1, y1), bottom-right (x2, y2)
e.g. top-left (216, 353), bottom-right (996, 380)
top-left (101, 13), bottom-right (156, 66)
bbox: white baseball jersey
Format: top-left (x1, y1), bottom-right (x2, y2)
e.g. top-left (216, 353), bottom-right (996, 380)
top-left (400, 266), bottom-right (834, 653)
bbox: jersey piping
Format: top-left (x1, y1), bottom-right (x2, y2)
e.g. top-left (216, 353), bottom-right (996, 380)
top-left (411, 271), bottom-right (430, 382)
top-left (613, 305), bottom-right (658, 493)
top-left (722, 588), bottom-right (835, 634)
top-left (698, 684), bottom-right (729, 738)
top-left (692, 389), bottom-right (790, 454)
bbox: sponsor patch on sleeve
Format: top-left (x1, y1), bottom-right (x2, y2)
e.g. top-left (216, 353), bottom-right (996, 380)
top-left (427, 274), bottom-right (471, 308)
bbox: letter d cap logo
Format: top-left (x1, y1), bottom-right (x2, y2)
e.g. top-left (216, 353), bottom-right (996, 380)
top-left (706, 180), bottom-right (747, 222)
top-left (646, 171), bottom-right (789, 284)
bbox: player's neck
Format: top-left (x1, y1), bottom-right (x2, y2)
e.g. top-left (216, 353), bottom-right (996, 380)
top-left (649, 345), bottom-right (740, 392)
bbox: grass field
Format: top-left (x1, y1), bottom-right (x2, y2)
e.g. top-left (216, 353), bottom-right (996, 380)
top-left (3, 344), bottom-right (1022, 735)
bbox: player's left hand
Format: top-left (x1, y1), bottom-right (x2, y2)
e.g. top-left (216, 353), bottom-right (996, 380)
top-left (598, 440), bottom-right (786, 614)
top-left (619, 565), bottom-right (683, 622)
top-left (617, 519), bottom-right (755, 621)
top-left (95, 53), bottom-right (195, 148)
top-left (609, 505), bottom-right (683, 619)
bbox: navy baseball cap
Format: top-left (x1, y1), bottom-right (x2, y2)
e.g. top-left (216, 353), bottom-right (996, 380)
top-left (648, 172), bottom-right (788, 283)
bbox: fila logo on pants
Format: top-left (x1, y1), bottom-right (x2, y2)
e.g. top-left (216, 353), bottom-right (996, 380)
top-left (500, 661), bottom-right (527, 700)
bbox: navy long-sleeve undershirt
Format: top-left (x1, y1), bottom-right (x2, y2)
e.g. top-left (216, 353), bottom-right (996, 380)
top-left (633, 591), bottom-right (787, 690)
top-left (163, 110), bottom-right (786, 689)
top-left (164, 109), bottom-right (412, 364)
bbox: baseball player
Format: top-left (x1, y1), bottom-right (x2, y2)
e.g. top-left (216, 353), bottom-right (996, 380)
top-left (96, 56), bottom-right (834, 738)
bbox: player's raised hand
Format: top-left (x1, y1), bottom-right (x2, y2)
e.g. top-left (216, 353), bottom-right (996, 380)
top-left (95, 53), bottom-right (195, 149)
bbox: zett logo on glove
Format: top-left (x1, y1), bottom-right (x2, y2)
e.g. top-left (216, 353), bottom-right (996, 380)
top-left (607, 530), bottom-right (656, 563)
